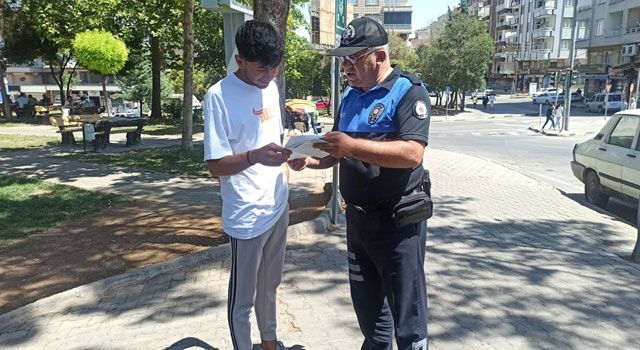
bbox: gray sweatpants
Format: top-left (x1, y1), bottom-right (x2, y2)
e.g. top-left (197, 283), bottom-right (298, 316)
top-left (227, 207), bottom-right (289, 350)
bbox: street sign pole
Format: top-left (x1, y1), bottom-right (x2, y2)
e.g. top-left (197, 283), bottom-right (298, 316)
top-left (605, 82), bottom-right (612, 119)
top-left (563, 2), bottom-right (578, 131)
top-left (330, 0), bottom-right (347, 224)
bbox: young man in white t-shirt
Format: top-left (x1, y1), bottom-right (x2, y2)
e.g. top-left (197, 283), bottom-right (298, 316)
top-left (204, 20), bottom-right (292, 350)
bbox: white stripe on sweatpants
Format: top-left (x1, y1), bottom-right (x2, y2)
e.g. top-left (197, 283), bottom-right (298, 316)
top-left (228, 206), bottom-right (289, 350)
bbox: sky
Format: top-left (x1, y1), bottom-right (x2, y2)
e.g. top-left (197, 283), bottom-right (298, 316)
top-left (412, 0), bottom-right (461, 31)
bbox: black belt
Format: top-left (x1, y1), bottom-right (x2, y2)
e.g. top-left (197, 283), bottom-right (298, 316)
top-left (349, 201), bottom-right (389, 214)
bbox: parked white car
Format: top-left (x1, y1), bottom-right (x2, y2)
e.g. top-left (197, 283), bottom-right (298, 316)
top-left (571, 110), bottom-right (640, 214)
top-left (531, 87), bottom-right (557, 97)
top-left (532, 92), bottom-right (562, 105)
top-left (585, 92), bottom-right (623, 113)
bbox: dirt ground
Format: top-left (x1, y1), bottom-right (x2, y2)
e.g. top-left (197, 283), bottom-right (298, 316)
top-left (0, 190), bottom-right (330, 314)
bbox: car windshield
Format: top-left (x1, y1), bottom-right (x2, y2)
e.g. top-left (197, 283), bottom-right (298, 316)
top-left (608, 95), bottom-right (621, 101)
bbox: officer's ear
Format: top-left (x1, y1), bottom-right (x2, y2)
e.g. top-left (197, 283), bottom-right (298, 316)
top-left (374, 49), bottom-right (387, 65)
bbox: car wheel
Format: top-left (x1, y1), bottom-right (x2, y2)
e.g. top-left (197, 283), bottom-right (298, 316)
top-left (585, 171), bottom-right (609, 208)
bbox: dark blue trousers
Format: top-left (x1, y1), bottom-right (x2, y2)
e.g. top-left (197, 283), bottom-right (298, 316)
top-left (346, 205), bottom-right (429, 350)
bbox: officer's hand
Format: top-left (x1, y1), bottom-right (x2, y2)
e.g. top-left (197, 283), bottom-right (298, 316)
top-left (251, 143), bottom-right (292, 166)
top-left (313, 131), bottom-right (355, 159)
top-left (287, 157), bottom-right (310, 171)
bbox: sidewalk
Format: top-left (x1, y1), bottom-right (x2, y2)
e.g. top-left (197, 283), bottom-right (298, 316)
top-left (528, 116), bottom-right (609, 137)
top-left (2, 148), bottom-right (640, 349)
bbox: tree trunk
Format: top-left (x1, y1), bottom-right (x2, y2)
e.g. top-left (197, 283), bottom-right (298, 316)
top-left (102, 75), bottom-right (112, 117)
top-left (0, 65), bottom-right (12, 119)
top-left (460, 91), bottom-right (466, 112)
top-left (181, 0), bottom-right (194, 150)
top-left (150, 34), bottom-right (163, 119)
top-left (65, 62), bottom-right (79, 100)
top-left (253, 0), bottom-right (291, 127)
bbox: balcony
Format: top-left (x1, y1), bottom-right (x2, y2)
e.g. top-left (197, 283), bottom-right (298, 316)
top-left (382, 4), bottom-right (412, 12)
top-left (533, 1), bottom-right (556, 18)
top-left (383, 23), bottom-right (412, 33)
top-left (532, 27), bottom-right (555, 38)
top-left (479, 7), bottom-right (490, 19)
top-left (496, 1), bottom-right (510, 13)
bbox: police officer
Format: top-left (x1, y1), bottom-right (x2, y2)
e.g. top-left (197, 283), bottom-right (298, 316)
top-left (288, 17), bottom-right (431, 350)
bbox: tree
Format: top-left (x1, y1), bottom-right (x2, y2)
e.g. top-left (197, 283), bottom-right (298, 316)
top-left (423, 8), bottom-right (493, 111)
top-left (116, 59), bottom-right (152, 118)
top-left (193, 7), bottom-right (226, 82)
top-left (118, 0), bottom-right (183, 119)
top-left (254, 0), bottom-right (291, 125)
top-left (73, 30), bottom-right (128, 117)
top-left (284, 7), bottom-right (323, 99)
top-left (20, 0), bottom-right (120, 103)
top-left (388, 35), bottom-right (419, 74)
top-left (182, 0), bottom-right (194, 150)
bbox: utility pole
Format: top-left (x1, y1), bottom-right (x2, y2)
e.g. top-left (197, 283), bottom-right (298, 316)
top-left (563, 2), bottom-right (578, 131)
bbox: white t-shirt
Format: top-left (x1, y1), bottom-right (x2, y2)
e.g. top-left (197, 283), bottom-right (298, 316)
top-left (204, 73), bottom-right (288, 240)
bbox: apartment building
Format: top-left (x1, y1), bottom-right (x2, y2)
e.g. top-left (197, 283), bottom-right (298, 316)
top-left (310, 0), bottom-right (355, 48)
top-left (575, 0), bottom-right (640, 100)
top-left (410, 13), bottom-right (448, 48)
top-left (517, 0), bottom-right (580, 89)
top-left (351, 0), bottom-right (413, 39)
top-left (6, 59), bottom-right (120, 105)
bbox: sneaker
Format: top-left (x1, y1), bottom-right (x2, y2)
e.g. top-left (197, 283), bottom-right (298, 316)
top-left (254, 341), bottom-right (288, 350)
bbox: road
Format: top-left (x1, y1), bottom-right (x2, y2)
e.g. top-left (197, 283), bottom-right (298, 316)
top-left (429, 96), bottom-right (637, 226)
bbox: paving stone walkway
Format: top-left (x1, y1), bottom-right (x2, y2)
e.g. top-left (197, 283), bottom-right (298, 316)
top-left (1, 148), bottom-right (639, 350)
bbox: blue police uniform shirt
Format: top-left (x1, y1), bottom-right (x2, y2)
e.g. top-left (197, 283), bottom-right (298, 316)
top-left (333, 66), bottom-right (431, 206)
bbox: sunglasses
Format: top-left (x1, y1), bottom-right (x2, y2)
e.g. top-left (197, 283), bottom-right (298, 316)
top-left (339, 49), bottom-right (376, 64)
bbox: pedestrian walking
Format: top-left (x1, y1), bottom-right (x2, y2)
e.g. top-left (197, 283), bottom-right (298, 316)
top-left (482, 95), bottom-right (489, 109)
top-left (489, 94), bottom-right (496, 109)
top-left (541, 104), bottom-right (555, 130)
top-left (472, 95), bottom-right (478, 108)
top-left (555, 102), bottom-right (564, 131)
top-left (203, 20), bottom-right (292, 350)
top-left (288, 17), bottom-right (431, 350)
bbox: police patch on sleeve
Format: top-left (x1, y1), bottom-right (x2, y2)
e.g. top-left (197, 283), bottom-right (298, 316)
top-left (413, 100), bottom-right (429, 120)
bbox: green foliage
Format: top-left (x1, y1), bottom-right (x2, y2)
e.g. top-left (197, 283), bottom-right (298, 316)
top-left (283, 5), bottom-right (327, 98)
top-left (73, 30), bottom-right (128, 76)
top-left (388, 35), bottom-right (419, 74)
top-left (193, 7), bottom-right (226, 80)
top-left (117, 60), bottom-right (173, 111)
top-left (422, 10), bottom-right (493, 96)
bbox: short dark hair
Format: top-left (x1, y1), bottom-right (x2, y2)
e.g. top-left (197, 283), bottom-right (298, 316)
top-left (235, 20), bottom-right (284, 67)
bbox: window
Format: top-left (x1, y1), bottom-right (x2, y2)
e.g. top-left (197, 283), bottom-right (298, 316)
top-left (607, 115), bottom-right (640, 149)
top-left (383, 11), bottom-right (411, 25)
top-left (561, 40), bottom-right (571, 50)
top-left (365, 0), bottom-right (378, 5)
top-left (595, 19), bottom-right (604, 36)
top-left (565, 0), bottom-right (573, 6)
top-left (577, 20), bottom-right (590, 39)
top-left (596, 0), bottom-right (606, 4)
top-left (562, 18), bottom-right (572, 28)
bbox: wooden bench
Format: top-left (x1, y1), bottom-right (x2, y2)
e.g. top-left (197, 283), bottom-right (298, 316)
top-left (49, 115), bottom-right (146, 151)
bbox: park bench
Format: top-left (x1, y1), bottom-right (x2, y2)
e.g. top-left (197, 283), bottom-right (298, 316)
top-left (49, 115), bottom-right (146, 151)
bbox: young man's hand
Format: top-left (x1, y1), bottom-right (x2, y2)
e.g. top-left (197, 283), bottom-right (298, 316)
top-left (251, 143), bottom-right (292, 166)
top-left (288, 157), bottom-right (311, 171)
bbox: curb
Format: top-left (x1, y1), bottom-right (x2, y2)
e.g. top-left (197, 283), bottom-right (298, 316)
top-left (0, 209), bottom-right (337, 326)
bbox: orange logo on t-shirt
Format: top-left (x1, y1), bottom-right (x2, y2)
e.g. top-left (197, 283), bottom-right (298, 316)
top-left (252, 107), bottom-right (276, 123)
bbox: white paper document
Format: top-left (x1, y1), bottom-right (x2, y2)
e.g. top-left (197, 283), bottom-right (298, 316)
top-left (284, 135), bottom-right (328, 159)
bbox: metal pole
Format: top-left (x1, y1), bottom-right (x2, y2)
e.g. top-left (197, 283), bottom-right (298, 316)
top-left (563, 2), bottom-right (578, 131)
top-left (604, 90), bottom-right (609, 119)
top-left (330, 57), bottom-right (340, 224)
top-left (634, 67), bottom-right (640, 109)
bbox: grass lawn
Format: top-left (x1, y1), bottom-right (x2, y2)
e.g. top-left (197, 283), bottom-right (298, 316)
top-left (60, 144), bottom-right (209, 177)
top-left (143, 122), bottom-right (204, 136)
top-left (0, 175), bottom-right (128, 244)
top-left (0, 134), bottom-right (60, 152)
top-left (0, 118), bottom-right (44, 127)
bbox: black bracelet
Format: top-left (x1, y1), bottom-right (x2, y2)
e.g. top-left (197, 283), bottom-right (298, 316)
top-left (246, 150), bottom-right (255, 166)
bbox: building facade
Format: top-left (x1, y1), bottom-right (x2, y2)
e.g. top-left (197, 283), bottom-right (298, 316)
top-left (517, 0), bottom-right (585, 90)
top-left (575, 0), bottom-right (640, 100)
top-left (310, 0), bottom-right (355, 48)
top-left (6, 59), bottom-right (120, 105)
top-left (351, 0), bottom-right (413, 39)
